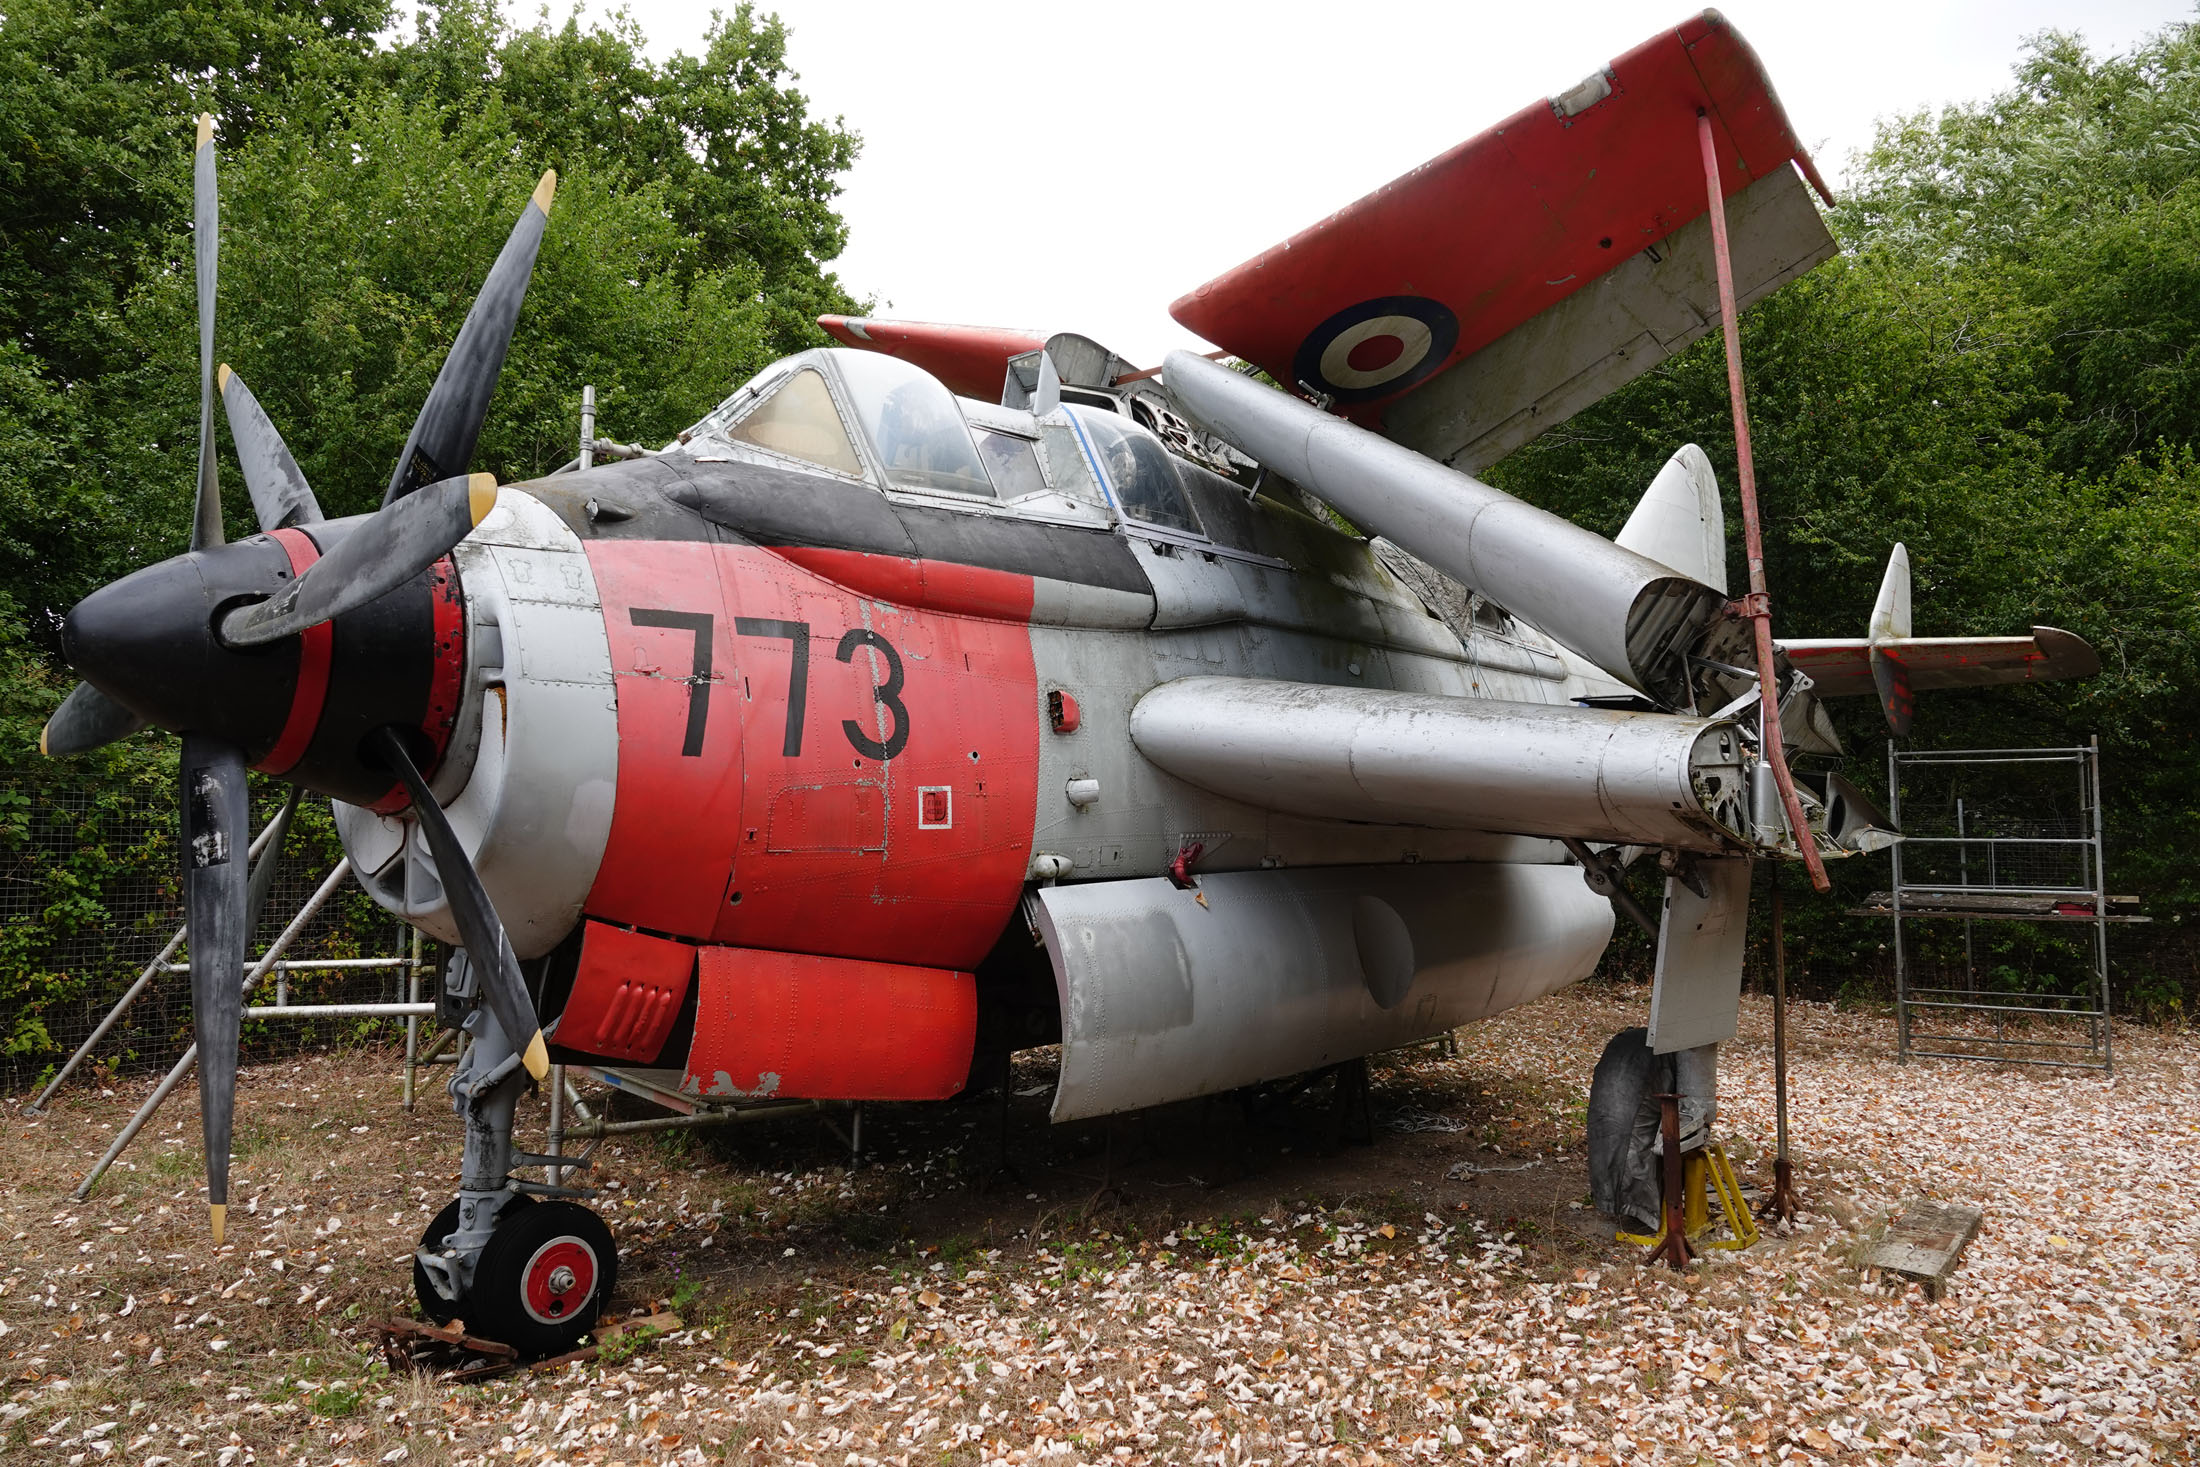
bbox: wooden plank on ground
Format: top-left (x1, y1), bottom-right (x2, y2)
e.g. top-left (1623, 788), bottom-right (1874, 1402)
top-left (1862, 1199), bottom-right (1983, 1299)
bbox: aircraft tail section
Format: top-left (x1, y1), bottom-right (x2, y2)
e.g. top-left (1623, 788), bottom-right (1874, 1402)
top-left (1779, 543), bottom-right (2099, 734)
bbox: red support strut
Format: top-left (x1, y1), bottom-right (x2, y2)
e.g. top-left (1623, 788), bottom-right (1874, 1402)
top-left (1696, 110), bottom-right (1831, 895)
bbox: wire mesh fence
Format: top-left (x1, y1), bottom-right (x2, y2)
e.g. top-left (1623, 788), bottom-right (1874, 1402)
top-left (3, 768), bottom-right (428, 1091)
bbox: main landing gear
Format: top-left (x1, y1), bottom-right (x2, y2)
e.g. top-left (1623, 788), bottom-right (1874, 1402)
top-left (414, 951), bottom-right (616, 1356)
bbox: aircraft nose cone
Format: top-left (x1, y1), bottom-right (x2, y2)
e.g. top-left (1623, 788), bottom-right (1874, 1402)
top-left (62, 536), bottom-right (301, 755)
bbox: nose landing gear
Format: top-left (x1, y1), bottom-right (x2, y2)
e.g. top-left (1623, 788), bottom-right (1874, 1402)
top-left (414, 950), bottom-right (615, 1356)
top-left (471, 1200), bottom-right (618, 1355)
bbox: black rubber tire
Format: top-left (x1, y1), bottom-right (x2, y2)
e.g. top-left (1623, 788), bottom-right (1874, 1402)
top-left (466, 1200), bottom-right (617, 1358)
top-left (1586, 1028), bottom-right (1667, 1227)
top-left (412, 1194), bottom-right (532, 1325)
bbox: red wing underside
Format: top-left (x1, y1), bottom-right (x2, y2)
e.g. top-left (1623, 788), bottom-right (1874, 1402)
top-left (817, 316), bottom-right (1046, 401)
top-left (1168, 10), bottom-right (1834, 470)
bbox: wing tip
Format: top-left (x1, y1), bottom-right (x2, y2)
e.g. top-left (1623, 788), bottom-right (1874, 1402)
top-left (2031, 625), bottom-right (2102, 681)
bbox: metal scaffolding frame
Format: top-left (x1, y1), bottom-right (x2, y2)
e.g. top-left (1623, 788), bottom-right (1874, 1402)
top-left (1858, 737), bottom-right (2144, 1072)
top-left (39, 856), bottom-right (440, 1197)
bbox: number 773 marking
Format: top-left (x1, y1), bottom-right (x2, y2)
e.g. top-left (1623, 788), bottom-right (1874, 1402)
top-left (732, 619), bottom-right (910, 761)
top-left (632, 612), bottom-right (909, 762)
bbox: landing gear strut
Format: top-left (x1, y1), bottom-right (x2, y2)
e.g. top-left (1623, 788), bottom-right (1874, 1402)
top-left (414, 950), bottom-right (614, 1355)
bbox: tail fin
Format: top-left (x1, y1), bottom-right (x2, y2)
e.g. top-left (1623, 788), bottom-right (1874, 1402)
top-left (1869, 542), bottom-right (1912, 642)
top-left (1616, 444), bottom-right (1727, 594)
top-left (1867, 544), bottom-right (1915, 732)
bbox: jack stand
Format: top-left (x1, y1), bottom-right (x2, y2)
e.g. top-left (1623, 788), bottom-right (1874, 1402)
top-left (1618, 1142), bottom-right (1759, 1254)
top-left (1646, 1092), bottom-right (1692, 1268)
top-left (1693, 1145), bottom-right (1760, 1251)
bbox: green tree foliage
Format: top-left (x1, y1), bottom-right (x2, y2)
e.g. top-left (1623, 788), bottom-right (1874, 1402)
top-left (1490, 23), bottom-right (2200, 1015)
top-left (0, 0), bottom-right (859, 1070)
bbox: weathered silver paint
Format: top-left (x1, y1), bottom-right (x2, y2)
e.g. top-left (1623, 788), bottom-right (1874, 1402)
top-left (1129, 676), bottom-right (1753, 850)
top-left (336, 491), bottom-right (618, 958)
top-left (1163, 351), bottom-right (1748, 707)
top-left (1027, 610), bottom-right (1565, 879)
top-left (1647, 856), bottom-right (1752, 1053)
top-left (1033, 863), bottom-right (1613, 1121)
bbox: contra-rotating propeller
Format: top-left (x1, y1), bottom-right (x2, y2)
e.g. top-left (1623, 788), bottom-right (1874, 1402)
top-left (40, 115), bottom-right (558, 1241)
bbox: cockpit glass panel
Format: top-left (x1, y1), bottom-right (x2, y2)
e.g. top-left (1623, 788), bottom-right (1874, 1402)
top-left (722, 368), bottom-right (863, 477)
top-left (1070, 408), bottom-right (1201, 533)
top-left (832, 349), bottom-right (996, 497)
top-left (971, 429), bottom-right (1048, 499)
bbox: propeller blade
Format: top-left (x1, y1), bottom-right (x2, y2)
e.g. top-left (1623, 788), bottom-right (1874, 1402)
top-left (382, 171), bottom-right (557, 507)
top-left (219, 366), bottom-right (322, 532)
top-left (219, 473), bottom-right (497, 648)
top-left (41, 681), bottom-right (147, 756)
top-left (244, 786), bottom-right (301, 941)
top-left (370, 727), bottom-right (548, 1081)
top-left (192, 115), bottom-right (223, 553)
top-left (180, 734), bottom-right (249, 1243)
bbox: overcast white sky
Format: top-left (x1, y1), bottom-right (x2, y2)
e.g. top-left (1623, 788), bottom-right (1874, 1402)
top-left (587, 0), bottom-right (2191, 363)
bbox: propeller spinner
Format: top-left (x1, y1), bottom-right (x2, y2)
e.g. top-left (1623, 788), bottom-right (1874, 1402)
top-left (43, 116), bottom-right (559, 1242)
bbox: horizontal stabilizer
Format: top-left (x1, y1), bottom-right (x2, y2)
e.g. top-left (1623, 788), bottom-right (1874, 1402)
top-left (1781, 627), bottom-right (2100, 696)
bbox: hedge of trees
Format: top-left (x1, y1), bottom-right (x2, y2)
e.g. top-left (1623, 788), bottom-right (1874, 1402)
top-left (3, 7), bottom-right (2194, 1073)
top-left (0, 0), bottom-right (861, 1064)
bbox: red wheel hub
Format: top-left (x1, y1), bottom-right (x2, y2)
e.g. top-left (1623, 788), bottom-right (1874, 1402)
top-left (521, 1236), bottom-right (597, 1324)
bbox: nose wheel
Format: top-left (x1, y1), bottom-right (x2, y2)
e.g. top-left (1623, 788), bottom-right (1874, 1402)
top-left (466, 1200), bottom-right (618, 1357)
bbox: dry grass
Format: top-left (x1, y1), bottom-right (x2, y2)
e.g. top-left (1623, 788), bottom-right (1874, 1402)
top-left (3, 984), bottom-right (2195, 1465)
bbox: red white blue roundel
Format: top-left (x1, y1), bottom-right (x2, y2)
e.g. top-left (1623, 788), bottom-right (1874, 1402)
top-left (1291, 296), bottom-right (1459, 406)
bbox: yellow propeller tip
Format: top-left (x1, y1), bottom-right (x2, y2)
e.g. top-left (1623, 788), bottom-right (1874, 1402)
top-left (217, 363), bottom-right (231, 390)
top-left (196, 114), bottom-right (214, 148)
top-left (468, 474), bottom-right (499, 527)
top-left (522, 1031), bottom-right (550, 1082)
top-left (209, 1203), bottom-right (226, 1246)
top-left (37, 722), bottom-right (51, 757)
top-left (532, 170), bottom-right (558, 216)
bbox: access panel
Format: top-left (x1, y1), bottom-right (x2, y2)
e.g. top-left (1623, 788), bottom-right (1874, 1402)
top-left (683, 945), bottom-right (976, 1101)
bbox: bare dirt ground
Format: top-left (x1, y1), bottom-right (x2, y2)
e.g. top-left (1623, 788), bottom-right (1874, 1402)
top-left (3, 982), bottom-right (2195, 1466)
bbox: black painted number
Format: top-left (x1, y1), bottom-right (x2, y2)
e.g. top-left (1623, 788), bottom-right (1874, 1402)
top-left (732, 618), bottom-right (810, 756)
top-left (836, 628), bottom-right (910, 761)
top-left (628, 608), bottom-right (713, 756)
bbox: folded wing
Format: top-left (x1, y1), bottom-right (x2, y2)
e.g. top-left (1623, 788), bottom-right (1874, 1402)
top-left (1168, 10), bottom-right (1834, 472)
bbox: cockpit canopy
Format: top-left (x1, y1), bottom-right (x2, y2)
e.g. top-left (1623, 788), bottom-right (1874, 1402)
top-left (684, 346), bottom-right (1203, 535)
top-left (692, 348), bottom-right (992, 498)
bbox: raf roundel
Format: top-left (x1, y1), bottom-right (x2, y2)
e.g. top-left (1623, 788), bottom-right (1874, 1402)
top-left (1291, 295), bottom-right (1459, 405)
